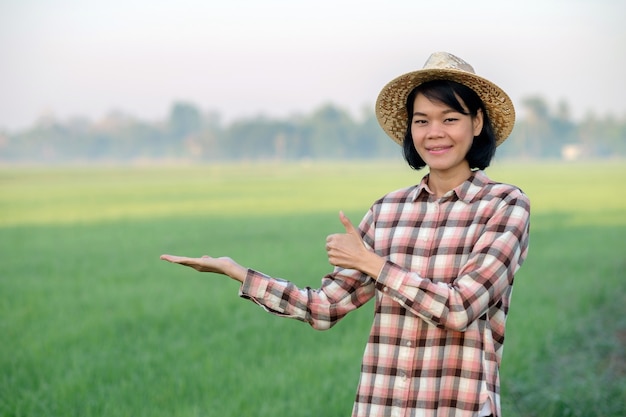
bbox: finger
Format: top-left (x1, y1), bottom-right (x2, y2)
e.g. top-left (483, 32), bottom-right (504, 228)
top-left (160, 254), bottom-right (177, 262)
top-left (339, 211), bottom-right (358, 236)
top-left (160, 254), bottom-right (189, 263)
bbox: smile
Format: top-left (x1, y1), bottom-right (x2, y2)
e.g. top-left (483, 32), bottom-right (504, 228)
top-left (427, 146), bottom-right (452, 154)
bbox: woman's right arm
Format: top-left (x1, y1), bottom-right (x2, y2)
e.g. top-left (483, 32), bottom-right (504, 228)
top-left (240, 267), bottom-right (375, 330)
top-left (160, 253), bottom-right (376, 330)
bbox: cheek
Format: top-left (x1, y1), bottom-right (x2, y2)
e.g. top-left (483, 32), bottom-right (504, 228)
top-left (410, 126), bottom-right (423, 145)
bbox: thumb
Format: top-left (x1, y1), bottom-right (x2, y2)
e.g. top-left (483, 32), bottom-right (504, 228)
top-left (339, 211), bottom-right (359, 236)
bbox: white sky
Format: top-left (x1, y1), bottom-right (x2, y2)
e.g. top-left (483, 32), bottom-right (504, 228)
top-left (1, 0), bottom-right (625, 132)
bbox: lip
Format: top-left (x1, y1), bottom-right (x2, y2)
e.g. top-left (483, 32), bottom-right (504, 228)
top-left (426, 145), bottom-right (452, 155)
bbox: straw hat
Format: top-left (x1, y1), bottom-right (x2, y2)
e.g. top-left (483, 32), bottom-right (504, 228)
top-left (375, 52), bottom-right (515, 146)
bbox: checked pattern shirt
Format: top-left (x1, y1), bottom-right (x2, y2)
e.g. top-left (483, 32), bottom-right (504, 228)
top-left (239, 170), bottom-right (530, 417)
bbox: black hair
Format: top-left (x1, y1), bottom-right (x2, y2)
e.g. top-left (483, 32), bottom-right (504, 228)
top-left (402, 79), bottom-right (497, 170)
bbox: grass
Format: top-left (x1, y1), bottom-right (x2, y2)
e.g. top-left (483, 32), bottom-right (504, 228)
top-left (0, 160), bottom-right (625, 416)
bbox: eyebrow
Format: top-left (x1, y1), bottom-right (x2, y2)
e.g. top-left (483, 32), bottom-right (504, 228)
top-left (412, 109), bottom-right (459, 117)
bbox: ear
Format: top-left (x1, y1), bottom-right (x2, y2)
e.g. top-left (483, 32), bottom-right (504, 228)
top-left (473, 108), bottom-right (484, 136)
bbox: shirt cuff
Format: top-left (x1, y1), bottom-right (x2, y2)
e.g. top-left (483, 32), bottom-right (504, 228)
top-left (239, 268), bottom-right (270, 299)
top-left (376, 260), bottom-right (419, 293)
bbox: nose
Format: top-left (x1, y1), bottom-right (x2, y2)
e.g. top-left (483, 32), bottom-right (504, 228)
top-left (425, 121), bottom-right (445, 139)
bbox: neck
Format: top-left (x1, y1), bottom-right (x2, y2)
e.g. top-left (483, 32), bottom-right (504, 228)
top-left (427, 167), bottom-right (472, 198)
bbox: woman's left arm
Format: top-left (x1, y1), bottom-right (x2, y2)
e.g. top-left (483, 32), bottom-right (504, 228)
top-left (327, 195), bottom-right (530, 331)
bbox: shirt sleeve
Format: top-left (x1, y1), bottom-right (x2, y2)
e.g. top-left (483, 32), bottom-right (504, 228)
top-left (239, 266), bottom-right (376, 330)
top-left (375, 190), bottom-right (530, 332)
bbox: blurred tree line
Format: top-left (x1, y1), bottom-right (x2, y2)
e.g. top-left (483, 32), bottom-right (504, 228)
top-left (0, 96), bottom-right (624, 163)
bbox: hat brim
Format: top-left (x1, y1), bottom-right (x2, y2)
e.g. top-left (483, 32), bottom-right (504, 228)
top-left (375, 68), bottom-right (515, 147)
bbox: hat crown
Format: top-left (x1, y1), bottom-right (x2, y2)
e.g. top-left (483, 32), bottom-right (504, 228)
top-left (423, 52), bottom-right (475, 74)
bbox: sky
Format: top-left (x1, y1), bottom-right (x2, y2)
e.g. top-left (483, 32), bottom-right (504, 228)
top-left (1, 0), bottom-right (625, 132)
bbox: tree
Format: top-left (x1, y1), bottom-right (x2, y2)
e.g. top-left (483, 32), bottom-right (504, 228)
top-left (168, 102), bottom-right (202, 141)
top-left (303, 104), bottom-right (355, 158)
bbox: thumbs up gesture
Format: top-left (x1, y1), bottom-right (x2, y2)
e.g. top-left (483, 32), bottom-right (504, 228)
top-left (326, 211), bottom-right (385, 278)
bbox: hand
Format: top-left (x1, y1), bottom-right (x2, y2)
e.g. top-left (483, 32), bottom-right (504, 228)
top-left (160, 254), bottom-right (247, 283)
top-left (325, 211), bottom-right (385, 278)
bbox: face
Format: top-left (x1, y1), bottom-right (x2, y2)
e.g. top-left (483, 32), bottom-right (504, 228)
top-left (410, 92), bottom-right (483, 177)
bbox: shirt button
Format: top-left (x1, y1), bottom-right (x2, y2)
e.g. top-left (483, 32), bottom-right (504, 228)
top-left (383, 287), bottom-right (389, 293)
top-left (406, 341), bottom-right (412, 347)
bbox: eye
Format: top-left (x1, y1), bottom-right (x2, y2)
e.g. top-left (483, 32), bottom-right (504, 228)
top-left (413, 118), bottom-right (427, 125)
top-left (444, 117), bottom-right (459, 123)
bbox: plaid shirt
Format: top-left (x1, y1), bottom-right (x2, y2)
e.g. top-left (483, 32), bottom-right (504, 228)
top-left (240, 170), bottom-right (530, 417)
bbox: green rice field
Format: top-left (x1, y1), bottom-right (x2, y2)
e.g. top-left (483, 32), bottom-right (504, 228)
top-left (1, 160), bottom-right (625, 416)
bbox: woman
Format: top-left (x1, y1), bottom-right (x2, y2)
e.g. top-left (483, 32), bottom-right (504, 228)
top-left (161, 51), bottom-right (530, 417)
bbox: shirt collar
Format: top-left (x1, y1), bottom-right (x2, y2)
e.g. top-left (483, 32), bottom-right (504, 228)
top-left (412, 170), bottom-right (492, 203)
